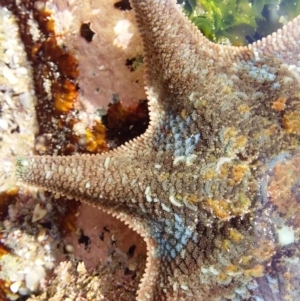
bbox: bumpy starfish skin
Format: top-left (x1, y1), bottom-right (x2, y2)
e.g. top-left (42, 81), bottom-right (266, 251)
top-left (16, 0), bottom-right (300, 300)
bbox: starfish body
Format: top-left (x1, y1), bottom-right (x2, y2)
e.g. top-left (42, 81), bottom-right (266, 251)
top-left (17, 0), bottom-right (300, 300)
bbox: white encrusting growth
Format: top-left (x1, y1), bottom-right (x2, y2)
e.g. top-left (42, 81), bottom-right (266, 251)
top-left (169, 195), bottom-right (182, 207)
top-left (277, 225), bottom-right (295, 246)
top-left (104, 156), bottom-right (111, 169)
top-left (161, 202), bottom-right (171, 212)
top-left (45, 170), bottom-right (52, 179)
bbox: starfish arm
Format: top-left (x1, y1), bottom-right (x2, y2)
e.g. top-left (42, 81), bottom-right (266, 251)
top-left (129, 0), bottom-right (248, 112)
top-left (16, 152), bottom-right (158, 213)
top-left (249, 15), bottom-right (300, 68)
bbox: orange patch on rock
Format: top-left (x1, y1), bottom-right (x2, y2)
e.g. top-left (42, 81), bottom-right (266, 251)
top-left (230, 164), bottom-right (249, 184)
top-left (221, 239), bottom-right (230, 251)
top-left (224, 264), bottom-right (240, 275)
top-left (267, 152), bottom-right (300, 227)
top-left (229, 228), bottom-right (244, 242)
top-left (233, 135), bottom-right (248, 149)
top-left (206, 199), bottom-right (230, 220)
top-left (53, 80), bottom-right (78, 113)
top-left (184, 194), bottom-right (199, 203)
top-left (238, 104), bottom-right (250, 114)
top-left (216, 272), bottom-right (231, 285)
top-left (202, 168), bottom-right (215, 180)
top-left (251, 240), bottom-right (275, 262)
top-left (271, 97), bottom-right (286, 112)
top-left (85, 121), bottom-right (108, 153)
top-left (244, 264), bottom-right (264, 278)
top-left (283, 111), bottom-right (300, 134)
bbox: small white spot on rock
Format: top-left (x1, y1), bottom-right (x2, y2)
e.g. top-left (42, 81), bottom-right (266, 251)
top-left (10, 281), bottom-right (22, 294)
top-left (180, 284), bottom-right (189, 291)
top-left (104, 157), bottom-right (111, 169)
top-left (113, 19), bottom-right (133, 49)
top-left (169, 195), bottom-right (182, 207)
top-left (161, 202), bottom-right (171, 212)
top-left (25, 265), bottom-right (46, 292)
top-left (277, 225), bottom-right (294, 246)
top-left (85, 181), bottom-right (91, 189)
top-left (0, 119), bottom-right (8, 131)
top-left (32, 203), bottom-right (47, 222)
top-left (45, 170), bottom-right (52, 179)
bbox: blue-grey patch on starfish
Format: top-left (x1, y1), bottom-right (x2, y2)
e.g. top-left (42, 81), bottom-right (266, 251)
top-left (149, 212), bottom-right (197, 260)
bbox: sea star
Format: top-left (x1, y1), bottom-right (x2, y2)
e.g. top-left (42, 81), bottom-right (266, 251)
top-left (16, 0), bottom-right (300, 300)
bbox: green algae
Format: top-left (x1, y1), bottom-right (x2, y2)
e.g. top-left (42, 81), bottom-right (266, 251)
top-left (178, 0), bottom-right (300, 45)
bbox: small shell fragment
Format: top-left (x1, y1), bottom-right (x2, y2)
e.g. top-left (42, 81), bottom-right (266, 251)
top-left (32, 203), bottom-right (48, 222)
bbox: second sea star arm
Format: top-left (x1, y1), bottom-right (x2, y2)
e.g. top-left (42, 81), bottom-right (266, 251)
top-left (130, 0), bottom-right (248, 113)
top-left (16, 153), bottom-right (155, 213)
top-left (249, 15), bottom-right (300, 69)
